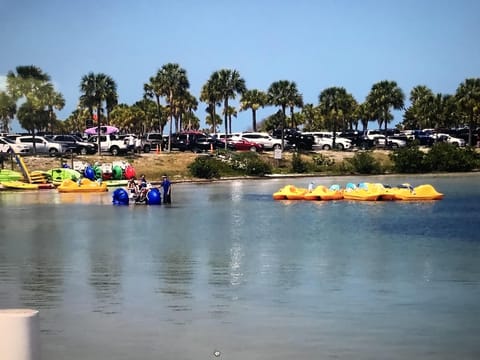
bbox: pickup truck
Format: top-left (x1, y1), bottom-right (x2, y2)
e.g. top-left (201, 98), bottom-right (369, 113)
top-left (87, 134), bottom-right (128, 155)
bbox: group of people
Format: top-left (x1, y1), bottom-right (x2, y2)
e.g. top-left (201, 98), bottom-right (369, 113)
top-left (126, 135), bottom-right (143, 154)
top-left (127, 173), bottom-right (172, 204)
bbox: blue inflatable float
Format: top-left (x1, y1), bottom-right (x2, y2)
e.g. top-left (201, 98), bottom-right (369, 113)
top-left (84, 166), bottom-right (96, 181)
top-left (112, 188), bottom-right (130, 205)
top-left (146, 188), bottom-right (162, 205)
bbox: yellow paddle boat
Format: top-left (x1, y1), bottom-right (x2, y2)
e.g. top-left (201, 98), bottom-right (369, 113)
top-left (342, 182), bottom-right (383, 201)
top-left (57, 178), bottom-right (108, 193)
top-left (0, 181), bottom-right (39, 190)
top-left (303, 184), bottom-right (344, 201)
top-left (393, 184), bottom-right (444, 201)
top-left (273, 185), bottom-right (308, 200)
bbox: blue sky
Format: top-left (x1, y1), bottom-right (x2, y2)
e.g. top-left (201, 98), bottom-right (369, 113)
top-left (1, 0), bottom-right (479, 132)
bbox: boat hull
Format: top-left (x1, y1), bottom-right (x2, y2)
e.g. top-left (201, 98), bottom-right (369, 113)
top-left (57, 179), bottom-right (108, 193)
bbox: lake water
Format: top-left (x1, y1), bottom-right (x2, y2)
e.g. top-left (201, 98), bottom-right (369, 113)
top-left (1, 174), bottom-right (480, 360)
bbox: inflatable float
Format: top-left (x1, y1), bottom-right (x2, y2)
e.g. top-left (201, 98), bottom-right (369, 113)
top-left (112, 187), bottom-right (162, 205)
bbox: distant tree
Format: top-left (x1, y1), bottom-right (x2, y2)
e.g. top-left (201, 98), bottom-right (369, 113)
top-left (200, 77), bottom-right (222, 134)
top-left (0, 91), bottom-right (17, 132)
top-left (366, 80), bottom-right (405, 143)
top-left (267, 80), bottom-right (297, 149)
top-left (318, 87), bottom-right (356, 149)
top-left (205, 113), bottom-right (223, 133)
top-left (209, 69), bottom-right (246, 149)
top-left (148, 63), bottom-right (190, 151)
top-left (79, 72), bottom-right (118, 153)
top-left (240, 89), bottom-right (267, 132)
top-left (455, 78), bottom-right (480, 146)
top-left (7, 65), bottom-right (64, 151)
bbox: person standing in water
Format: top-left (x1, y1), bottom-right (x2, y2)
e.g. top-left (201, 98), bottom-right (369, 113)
top-left (161, 174), bottom-right (172, 204)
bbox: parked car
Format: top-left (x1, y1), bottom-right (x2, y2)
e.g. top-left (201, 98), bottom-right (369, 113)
top-left (431, 133), bottom-right (466, 147)
top-left (167, 131), bottom-right (211, 151)
top-left (272, 128), bottom-right (315, 150)
top-left (240, 132), bottom-right (283, 150)
top-left (87, 134), bottom-right (129, 155)
top-left (373, 136), bottom-right (407, 148)
top-left (0, 136), bottom-right (31, 154)
top-left (228, 138), bottom-right (264, 152)
top-left (46, 134), bottom-right (97, 155)
top-left (15, 135), bottom-right (66, 156)
top-left (142, 132), bottom-right (166, 152)
top-left (303, 131), bottom-right (352, 150)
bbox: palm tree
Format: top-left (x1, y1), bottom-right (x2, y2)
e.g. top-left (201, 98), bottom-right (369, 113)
top-left (286, 83), bottom-right (303, 128)
top-left (200, 78), bottom-right (221, 134)
top-left (223, 105), bottom-right (237, 133)
top-left (355, 102), bottom-right (374, 131)
top-left (455, 78), bottom-right (480, 146)
top-left (267, 80), bottom-right (298, 149)
top-left (366, 80), bottom-right (405, 144)
top-left (79, 72), bottom-right (118, 154)
top-left (149, 63), bottom-right (190, 151)
top-left (35, 82), bottom-right (65, 133)
top-left (240, 89), bottom-right (268, 131)
top-left (318, 87), bottom-right (356, 149)
top-left (104, 77), bottom-right (118, 125)
top-left (7, 65), bottom-right (64, 151)
top-left (207, 69), bottom-right (246, 149)
top-left (300, 103), bottom-right (322, 130)
top-left (0, 91), bottom-right (17, 133)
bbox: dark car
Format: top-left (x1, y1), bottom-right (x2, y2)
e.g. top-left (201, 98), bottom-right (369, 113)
top-left (272, 128), bottom-right (315, 150)
top-left (166, 131), bottom-right (210, 152)
top-left (46, 134), bottom-right (97, 154)
top-left (411, 130), bottom-right (435, 146)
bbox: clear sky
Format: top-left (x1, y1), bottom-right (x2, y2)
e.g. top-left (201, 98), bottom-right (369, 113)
top-left (1, 0), bottom-right (479, 132)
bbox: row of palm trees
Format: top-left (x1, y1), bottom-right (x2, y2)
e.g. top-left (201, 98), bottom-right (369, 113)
top-left (1, 63), bottom-right (480, 152)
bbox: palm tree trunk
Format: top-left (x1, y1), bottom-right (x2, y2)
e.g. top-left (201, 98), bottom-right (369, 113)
top-left (168, 92), bottom-right (173, 152)
top-left (252, 110), bottom-right (257, 132)
top-left (224, 98), bottom-right (229, 150)
top-left (97, 105), bottom-right (102, 155)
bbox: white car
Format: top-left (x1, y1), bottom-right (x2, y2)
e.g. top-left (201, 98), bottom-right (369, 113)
top-left (0, 136), bottom-right (31, 154)
top-left (240, 132), bottom-right (283, 150)
top-left (304, 131), bottom-right (352, 150)
top-left (372, 136), bottom-right (407, 148)
top-left (430, 133), bottom-right (465, 147)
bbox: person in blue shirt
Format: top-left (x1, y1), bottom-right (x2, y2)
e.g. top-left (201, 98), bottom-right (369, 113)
top-left (161, 174), bottom-right (172, 204)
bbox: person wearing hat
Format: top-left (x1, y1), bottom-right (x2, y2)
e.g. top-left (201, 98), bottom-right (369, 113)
top-left (160, 174), bottom-right (172, 204)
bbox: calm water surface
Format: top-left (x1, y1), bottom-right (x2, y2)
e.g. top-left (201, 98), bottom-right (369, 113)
top-left (1, 174), bottom-right (480, 360)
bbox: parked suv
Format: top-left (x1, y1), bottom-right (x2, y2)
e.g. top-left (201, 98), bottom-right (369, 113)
top-left (15, 135), bottom-right (65, 156)
top-left (87, 134), bottom-right (129, 155)
top-left (46, 134), bottom-right (97, 155)
top-left (167, 131), bottom-right (210, 152)
top-left (240, 132), bottom-right (283, 150)
top-left (272, 128), bottom-right (315, 150)
top-left (142, 132), bottom-right (166, 152)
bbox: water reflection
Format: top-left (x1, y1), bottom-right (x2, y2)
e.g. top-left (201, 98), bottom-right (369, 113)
top-left (0, 175), bottom-right (480, 360)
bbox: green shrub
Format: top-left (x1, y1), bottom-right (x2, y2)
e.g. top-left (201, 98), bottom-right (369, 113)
top-left (425, 143), bottom-right (478, 172)
top-left (291, 151), bottom-right (308, 173)
top-left (188, 156), bottom-right (221, 179)
top-left (230, 152), bottom-right (272, 176)
top-left (347, 151), bottom-right (382, 174)
top-left (310, 153), bottom-right (335, 172)
top-left (389, 145), bottom-right (428, 173)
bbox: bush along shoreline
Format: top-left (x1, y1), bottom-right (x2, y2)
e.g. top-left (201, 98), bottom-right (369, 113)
top-left (188, 144), bottom-right (480, 179)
